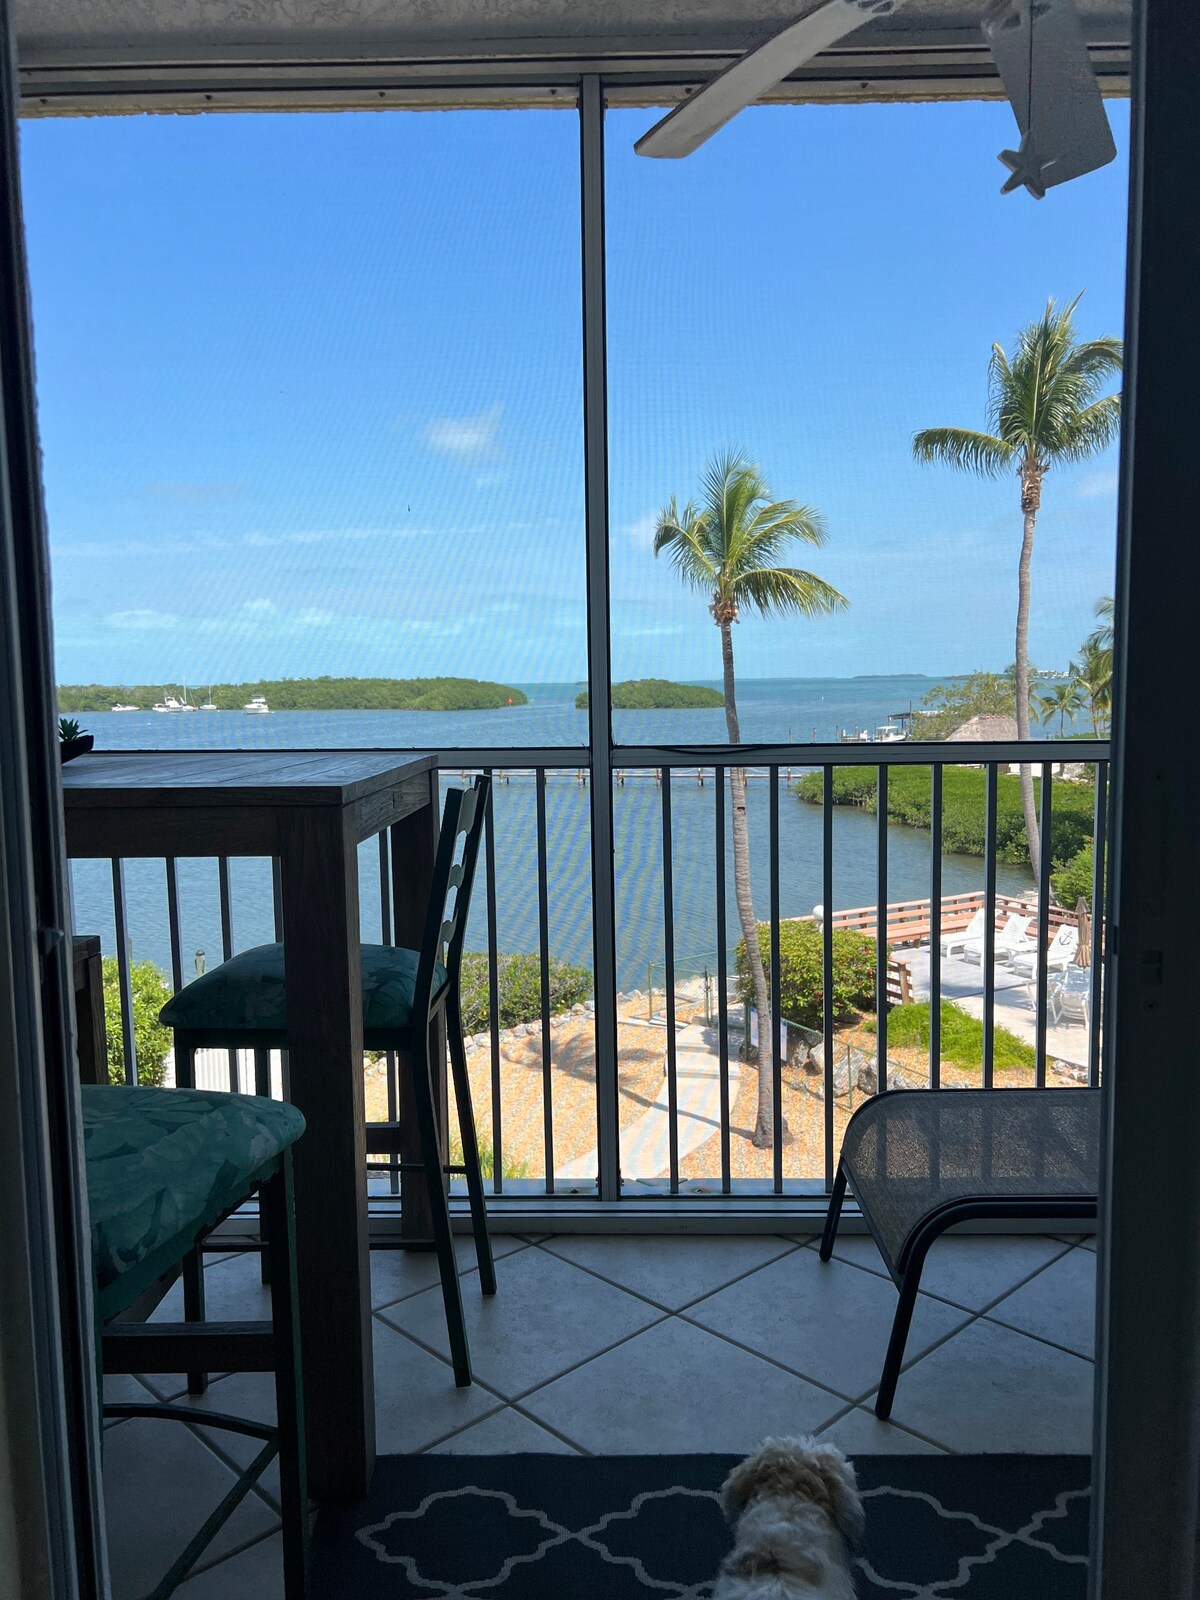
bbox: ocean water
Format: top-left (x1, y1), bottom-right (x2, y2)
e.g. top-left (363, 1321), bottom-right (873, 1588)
top-left (67, 676), bottom-right (1036, 991)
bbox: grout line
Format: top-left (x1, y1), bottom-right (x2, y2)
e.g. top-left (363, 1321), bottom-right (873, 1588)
top-left (976, 1311), bottom-right (1095, 1364)
top-left (804, 1233), bottom-right (1079, 1316)
top-left (369, 1240), bottom-right (535, 1315)
top-left (375, 1300), bottom-right (673, 1408)
top-left (529, 1236), bottom-right (803, 1316)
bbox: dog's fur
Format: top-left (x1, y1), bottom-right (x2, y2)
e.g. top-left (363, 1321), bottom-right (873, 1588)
top-left (711, 1437), bottom-right (864, 1600)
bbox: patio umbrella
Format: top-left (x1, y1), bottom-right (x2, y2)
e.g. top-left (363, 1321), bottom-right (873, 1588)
top-left (1074, 897), bottom-right (1092, 966)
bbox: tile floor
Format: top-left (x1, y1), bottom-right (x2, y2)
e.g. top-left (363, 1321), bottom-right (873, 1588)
top-left (102, 1229), bottom-right (1097, 1598)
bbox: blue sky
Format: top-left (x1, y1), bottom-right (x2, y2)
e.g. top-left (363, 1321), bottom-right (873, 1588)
top-left (19, 98), bottom-right (1129, 688)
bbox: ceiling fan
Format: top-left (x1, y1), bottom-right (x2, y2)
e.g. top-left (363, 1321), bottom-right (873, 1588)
top-left (634, 0), bottom-right (1116, 199)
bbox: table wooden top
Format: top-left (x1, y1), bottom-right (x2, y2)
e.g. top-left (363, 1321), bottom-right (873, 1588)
top-left (60, 750), bottom-right (434, 810)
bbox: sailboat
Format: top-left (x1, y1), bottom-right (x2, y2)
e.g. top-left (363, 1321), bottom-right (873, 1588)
top-left (200, 688), bottom-right (218, 711)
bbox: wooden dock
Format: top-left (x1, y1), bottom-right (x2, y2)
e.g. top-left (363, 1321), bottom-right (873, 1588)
top-left (801, 890), bottom-right (1076, 950)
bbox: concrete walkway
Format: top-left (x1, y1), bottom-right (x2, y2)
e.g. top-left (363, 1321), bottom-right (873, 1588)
top-left (558, 1024), bottom-right (741, 1182)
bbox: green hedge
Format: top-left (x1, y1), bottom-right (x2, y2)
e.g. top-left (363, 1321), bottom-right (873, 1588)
top-left (862, 999), bottom-right (1035, 1072)
top-left (58, 676), bottom-right (528, 713)
top-left (794, 765), bottom-right (1094, 866)
top-left (459, 951), bottom-right (592, 1034)
top-left (735, 920), bottom-right (878, 1030)
top-left (102, 957), bottom-right (173, 1086)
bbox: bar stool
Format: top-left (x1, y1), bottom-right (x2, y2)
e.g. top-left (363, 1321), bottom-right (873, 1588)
top-left (86, 1083), bottom-right (309, 1598)
top-left (159, 776), bottom-right (495, 1388)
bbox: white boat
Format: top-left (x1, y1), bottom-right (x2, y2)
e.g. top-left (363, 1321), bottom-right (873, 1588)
top-left (199, 690), bottom-right (218, 711)
top-left (243, 695), bottom-right (271, 714)
top-left (111, 702), bottom-right (139, 712)
top-left (152, 693), bottom-right (185, 713)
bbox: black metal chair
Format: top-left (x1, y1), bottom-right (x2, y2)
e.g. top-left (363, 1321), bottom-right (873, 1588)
top-left (160, 776), bottom-right (495, 1387)
top-left (820, 1087), bottom-right (1100, 1418)
top-left (86, 1084), bottom-right (309, 1599)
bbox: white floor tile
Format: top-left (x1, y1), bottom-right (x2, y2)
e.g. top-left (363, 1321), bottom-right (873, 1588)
top-left (822, 1233), bottom-right (1071, 1311)
top-left (428, 1406), bottom-right (581, 1454)
top-left (538, 1234), bottom-right (798, 1309)
top-left (521, 1317), bottom-right (844, 1454)
top-left (370, 1236), bottom-right (528, 1310)
top-left (686, 1249), bottom-right (970, 1401)
top-left (142, 1253), bottom-right (273, 1399)
top-left (986, 1245), bottom-right (1097, 1358)
top-left (885, 1317), bottom-right (1094, 1453)
top-left (102, 1418), bottom-right (278, 1600)
top-left (379, 1246), bottom-right (662, 1400)
top-left (372, 1317), bottom-right (502, 1452)
top-left (176, 1532), bottom-right (284, 1600)
top-left (175, 1370), bottom-right (282, 1506)
top-left (815, 1406), bottom-right (948, 1455)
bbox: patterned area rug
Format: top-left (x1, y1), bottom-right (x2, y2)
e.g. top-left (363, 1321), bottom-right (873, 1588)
top-left (312, 1452), bottom-right (1090, 1598)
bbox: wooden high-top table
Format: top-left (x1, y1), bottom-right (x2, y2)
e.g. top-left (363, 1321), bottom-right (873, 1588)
top-left (61, 749), bottom-right (440, 1500)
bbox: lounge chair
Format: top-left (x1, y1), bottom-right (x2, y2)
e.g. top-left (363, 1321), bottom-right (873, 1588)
top-left (1010, 923), bottom-right (1080, 980)
top-left (964, 912), bottom-right (1034, 966)
top-left (939, 907), bottom-right (987, 959)
top-left (1048, 965), bottom-right (1092, 1026)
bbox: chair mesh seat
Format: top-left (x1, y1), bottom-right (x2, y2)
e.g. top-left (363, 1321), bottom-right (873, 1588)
top-left (841, 1088), bottom-right (1101, 1278)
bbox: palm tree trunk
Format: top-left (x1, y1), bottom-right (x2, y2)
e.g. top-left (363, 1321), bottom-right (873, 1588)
top-left (719, 618), bottom-right (780, 1149)
top-left (1014, 489), bottom-right (1042, 883)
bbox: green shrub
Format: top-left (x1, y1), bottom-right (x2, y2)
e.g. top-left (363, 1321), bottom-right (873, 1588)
top-left (862, 999), bottom-right (1035, 1072)
top-left (1052, 840), bottom-right (1097, 908)
top-left (448, 1131), bottom-right (529, 1181)
top-left (735, 920), bottom-right (878, 1030)
top-left (794, 765), bottom-right (1094, 866)
top-left (459, 951), bottom-right (592, 1034)
top-left (102, 957), bottom-right (173, 1086)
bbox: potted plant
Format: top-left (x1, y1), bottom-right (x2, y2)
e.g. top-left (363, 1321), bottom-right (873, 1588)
top-left (59, 716), bottom-right (93, 762)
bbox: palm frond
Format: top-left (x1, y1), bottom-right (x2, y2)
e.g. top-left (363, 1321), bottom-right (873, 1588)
top-left (912, 426), bottom-right (1014, 477)
top-left (736, 567), bottom-right (847, 618)
top-left (653, 498), bottom-right (717, 592)
top-left (1048, 394), bottom-right (1122, 463)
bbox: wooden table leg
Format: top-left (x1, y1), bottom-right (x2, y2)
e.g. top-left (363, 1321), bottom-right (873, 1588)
top-left (390, 770), bottom-right (447, 1244)
top-left (279, 806), bottom-right (374, 1501)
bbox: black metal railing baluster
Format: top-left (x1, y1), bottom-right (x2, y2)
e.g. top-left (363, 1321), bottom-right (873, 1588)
top-left (484, 770), bottom-right (503, 1194)
top-left (715, 767), bottom-right (731, 1192)
top-left (217, 856), bottom-right (237, 1090)
top-left (929, 765), bottom-right (942, 1090)
top-left (1089, 761), bottom-right (1108, 1089)
top-left (165, 856), bottom-right (184, 996)
top-left (1035, 763), bottom-right (1054, 1088)
top-left (661, 768), bottom-right (679, 1192)
top-left (769, 766), bottom-right (783, 1196)
top-left (982, 766), bottom-right (998, 1090)
top-left (822, 766), bottom-right (835, 1189)
top-left (111, 858), bottom-right (137, 1085)
top-left (536, 769), bottom-right (554, 1192)
top-left (875, 765), bottom-right (888, 1093)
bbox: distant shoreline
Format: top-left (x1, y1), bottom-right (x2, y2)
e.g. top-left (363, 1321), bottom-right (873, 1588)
top-left (57, 676), bottom-right (528, 713)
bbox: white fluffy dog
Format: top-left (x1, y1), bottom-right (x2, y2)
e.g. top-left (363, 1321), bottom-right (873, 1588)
top-left (712, 1436), bottom-right (865, 1600)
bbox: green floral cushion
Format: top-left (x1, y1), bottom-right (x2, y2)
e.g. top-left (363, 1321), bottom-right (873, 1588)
top-left (158, 942), bottom-right (445, 1038)
top-left (82, 1084), bottom-right (305, 1321)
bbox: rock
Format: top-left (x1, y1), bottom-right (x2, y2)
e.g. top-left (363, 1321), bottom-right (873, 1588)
top-left (571, 1003), bottom-right (587, 1017)
top-left (807, 1041), bottom-right (878, 1098)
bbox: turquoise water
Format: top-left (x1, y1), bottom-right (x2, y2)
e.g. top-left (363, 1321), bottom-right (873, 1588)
top-left (68, 677), bottom-right (1036, 990)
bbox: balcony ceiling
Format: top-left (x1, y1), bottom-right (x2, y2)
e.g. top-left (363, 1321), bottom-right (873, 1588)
top-left (14, 0), bottom-right (1132, 111)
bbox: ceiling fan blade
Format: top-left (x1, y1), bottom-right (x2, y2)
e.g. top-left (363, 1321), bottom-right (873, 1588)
top-left (983, 0), bottom-right (1116, 197)
top-left (635, 0), bottom-right (914, 160)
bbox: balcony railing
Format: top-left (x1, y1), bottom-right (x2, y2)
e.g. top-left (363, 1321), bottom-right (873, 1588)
top-left (75, 739), bottom-right (1109, 1213)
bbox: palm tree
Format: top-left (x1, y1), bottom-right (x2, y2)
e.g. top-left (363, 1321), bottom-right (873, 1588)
top-left (913, 296), bottom-right (1122, 878)
top-left (654, 451), bottom-right (846, 1148)
top-left (1037, 677), bottom-right (1086, 736)
top-left (1084, 595), bottom-right (1114, 709)
top-left (1073, 638), bottom-right (1112, 735)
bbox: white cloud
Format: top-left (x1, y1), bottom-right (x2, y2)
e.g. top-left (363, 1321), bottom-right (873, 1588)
top-left (1076, 469), bottom-right (1120, 500)
top-left (104, 608), bottom-right (178, 631)
top-left (624, 515), bottom-right (658, 550)
top-left (422, 404), bottom-right (502, 457)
